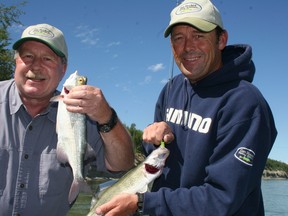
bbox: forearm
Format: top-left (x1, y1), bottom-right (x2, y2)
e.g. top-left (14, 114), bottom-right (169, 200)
top-left (100, 120), bottom-right (135, 171)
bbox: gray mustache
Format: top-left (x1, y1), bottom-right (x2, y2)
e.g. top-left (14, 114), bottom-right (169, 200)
top-left (26, 71), bottom-right (45, 80)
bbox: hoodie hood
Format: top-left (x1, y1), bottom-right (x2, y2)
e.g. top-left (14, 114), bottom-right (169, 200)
top-left (195, 44), bottom-right (255, 88)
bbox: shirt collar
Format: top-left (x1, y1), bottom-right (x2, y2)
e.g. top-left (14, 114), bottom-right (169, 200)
top-left (9, 81), bottom-right (23, 115)
top-left (9, 80), bottom-right (59, 123)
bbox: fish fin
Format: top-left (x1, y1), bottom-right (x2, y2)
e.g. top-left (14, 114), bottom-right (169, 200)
top-left (138, 185), bottom-right (148, 193)
top-left (90, 179), bottom-right (118, 210)
top-left (56, 146), bottom-right (69, 164)
top-left (68, 179), bottom-right (92, 204)
top-left (68, 179), bottom-right (80, 204)
top-left (50, 95), bottom-right (64, 102)
top-left (90, 196), bottom-right (97, 211)
top-left (98, 179), bottom-right (118, 192)
top-left (90, 187), bottom-right (100, 210)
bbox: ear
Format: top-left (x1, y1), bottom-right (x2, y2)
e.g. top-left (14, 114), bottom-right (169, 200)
top-left (218, 30), bottom-right (228, 50)
top-left (61, 64), bottom-right (67, 80)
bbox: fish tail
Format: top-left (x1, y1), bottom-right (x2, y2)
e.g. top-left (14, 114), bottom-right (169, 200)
top-left (68, 179), bottom-right (80, 204)
top-left (68, 178), bottom-right (92, 204)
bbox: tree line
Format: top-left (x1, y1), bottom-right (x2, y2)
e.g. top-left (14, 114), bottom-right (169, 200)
top-left (265, 158), bottom-right (288, 173)
top-left (0, 2), bottom-right (25, 81)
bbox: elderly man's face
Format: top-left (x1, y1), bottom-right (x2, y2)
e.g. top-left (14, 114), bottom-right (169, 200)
top-left (14, 41), bottom-right (66, 101)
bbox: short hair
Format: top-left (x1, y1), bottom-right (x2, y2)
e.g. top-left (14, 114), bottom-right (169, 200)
top-left (215, 26), bottom-right (226, 42)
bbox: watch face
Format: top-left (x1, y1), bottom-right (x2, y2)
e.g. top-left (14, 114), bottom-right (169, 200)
top-left (101, 125), bottom-right (111, 133)
top-left (97, 108), bottom-right (118, 133)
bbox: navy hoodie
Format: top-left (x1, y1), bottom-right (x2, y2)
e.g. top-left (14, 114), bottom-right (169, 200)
top-left (143, 45), bottom-right (277, 216)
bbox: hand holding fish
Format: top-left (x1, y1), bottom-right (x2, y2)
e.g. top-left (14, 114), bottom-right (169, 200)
top-left (143, 121), bottom-right (174, 145)
top-left (52, 71), bottom-right (134, 204)
top-left (63, 84), bottom-right (112, 123)
top-left (87, 145), bottom-right (170, 216)
top-left (95, 193), bottom-right (138, 216)
top-left (61, 75), bottom-right (134, 172)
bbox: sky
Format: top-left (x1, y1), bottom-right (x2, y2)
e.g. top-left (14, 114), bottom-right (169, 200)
top-left (4, 0), bottom-right (288, 163)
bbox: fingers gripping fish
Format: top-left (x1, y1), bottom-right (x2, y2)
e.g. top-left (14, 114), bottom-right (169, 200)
top-left (87, 144), bottom-right (170, 216)
top-left (51, 70), bottom-right (88, 204)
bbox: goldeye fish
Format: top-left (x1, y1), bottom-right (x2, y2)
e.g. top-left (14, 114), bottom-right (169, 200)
top-left (87, 145), bottom-right (170, 216)
top-left (52, 70), bottom-right (88, 204)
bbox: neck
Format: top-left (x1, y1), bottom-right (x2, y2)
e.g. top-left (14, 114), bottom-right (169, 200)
top-left (21, 97), bottom-right (51, 117)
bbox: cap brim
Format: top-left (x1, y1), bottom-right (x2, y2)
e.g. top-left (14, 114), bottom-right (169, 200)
top-left (13, 37), bottom-right (65, 58)
top-left (164, 17), bottom-right (218, 38)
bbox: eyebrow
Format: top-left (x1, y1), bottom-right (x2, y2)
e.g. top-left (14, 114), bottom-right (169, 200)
top-left (172, 25), bottom-right (206, 34)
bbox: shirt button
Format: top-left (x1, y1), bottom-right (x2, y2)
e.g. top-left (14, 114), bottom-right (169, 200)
top-left (28, 125), bottom-right (33, 130)
top-left (24, 154), bottom-right (29, 159)
top-left (20, 183), bottom-right (25, 188)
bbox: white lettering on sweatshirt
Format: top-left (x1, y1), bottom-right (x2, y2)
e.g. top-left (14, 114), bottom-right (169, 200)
top-left (166, 108), bottom-right (211, 133)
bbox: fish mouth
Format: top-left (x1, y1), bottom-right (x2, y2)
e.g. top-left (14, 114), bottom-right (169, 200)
top-left (64, 87), bottom-right (70, 94)
top-left (64, 84), bottom-right (76, 94)
top-left (145, 163), bottom-right (161, 174)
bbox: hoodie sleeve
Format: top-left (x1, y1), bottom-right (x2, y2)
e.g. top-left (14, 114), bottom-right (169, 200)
top-left (143, 82), bottom-right (277, 216)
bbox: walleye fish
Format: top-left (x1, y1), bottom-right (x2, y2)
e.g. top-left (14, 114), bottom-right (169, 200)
top-left (87, 145), bottom-right (170, 216)
top-left (52, 70), bottom-right (88, 204)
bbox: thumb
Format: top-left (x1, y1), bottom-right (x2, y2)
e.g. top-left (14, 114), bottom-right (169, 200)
top-left (163, 133), bottom-right (174, 144)
top-left (95, 208), bottom-right (102, 215)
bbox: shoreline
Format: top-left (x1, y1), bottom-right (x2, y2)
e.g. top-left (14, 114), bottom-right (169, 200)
top-left (262, 170), bottom-right (288, 180)
top-left (262, 177), bottom-right (288, 180)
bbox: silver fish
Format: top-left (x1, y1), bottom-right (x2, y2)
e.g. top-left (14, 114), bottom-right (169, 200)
top-left (87, 145), bottom-right (170, 216)
top-left (53, 70), bottom-right (88, 204)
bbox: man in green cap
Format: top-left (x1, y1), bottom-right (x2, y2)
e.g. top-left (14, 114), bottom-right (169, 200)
top-left (0, 23), bottom-right (134, 216)
top-left (94, 0), bottom-right (277, 215)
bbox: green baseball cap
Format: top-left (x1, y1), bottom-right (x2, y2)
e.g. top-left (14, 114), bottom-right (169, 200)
top-left (13, 23), bottom-right (68, 60)
top-left (164, 0), bottom-right (224, 37)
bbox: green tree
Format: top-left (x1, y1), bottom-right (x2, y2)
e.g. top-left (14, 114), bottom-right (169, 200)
top-left (126, 123), bottom-right (144, 153)
top-left (265, 158), bottom-right (288, 173)
top-left (0, 2), bottom-right (25, 81)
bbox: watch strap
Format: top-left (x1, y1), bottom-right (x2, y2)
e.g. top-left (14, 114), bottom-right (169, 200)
top-left (97, 108), bottom-right (118, 133)
top-left (136, 192), bottom-right (144, 215)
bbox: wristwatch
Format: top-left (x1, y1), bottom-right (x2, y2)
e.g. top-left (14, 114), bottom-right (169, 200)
top-left (136, 192), bottom-right (144, 216)
top-left (97, 108), bottom-right (118, 133)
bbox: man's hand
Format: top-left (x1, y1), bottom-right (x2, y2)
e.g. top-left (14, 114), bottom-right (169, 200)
top-left (63, 85), bottom-right (111, 123)
top-left (143, 121), bottom-right (174, 145)
top-left (95, 193), bottom-right (138, 216)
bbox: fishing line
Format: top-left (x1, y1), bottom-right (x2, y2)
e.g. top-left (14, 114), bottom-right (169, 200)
top-left (164, 0), bottom-right (182, 120)
top-left (168, 0), bottom-right (182, 81)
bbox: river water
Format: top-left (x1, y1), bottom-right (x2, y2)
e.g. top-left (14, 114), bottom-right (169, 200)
top-left (68, 179), bottom-right (288, 215)
top-left (262, 179), bottom-right (288, 216)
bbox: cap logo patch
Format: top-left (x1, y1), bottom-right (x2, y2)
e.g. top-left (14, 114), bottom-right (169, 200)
top-left (176, 2), bottom-right (202, 15)
top-left (234, 147), bottom-right (255, 166)
top-left (28, 27), bottom-right (54, 39)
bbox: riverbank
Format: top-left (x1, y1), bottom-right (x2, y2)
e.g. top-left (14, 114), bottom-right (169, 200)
top-left (262, 170), bottom-right (288, 179)
top-left (263, 159), bottom-right (288, 179)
